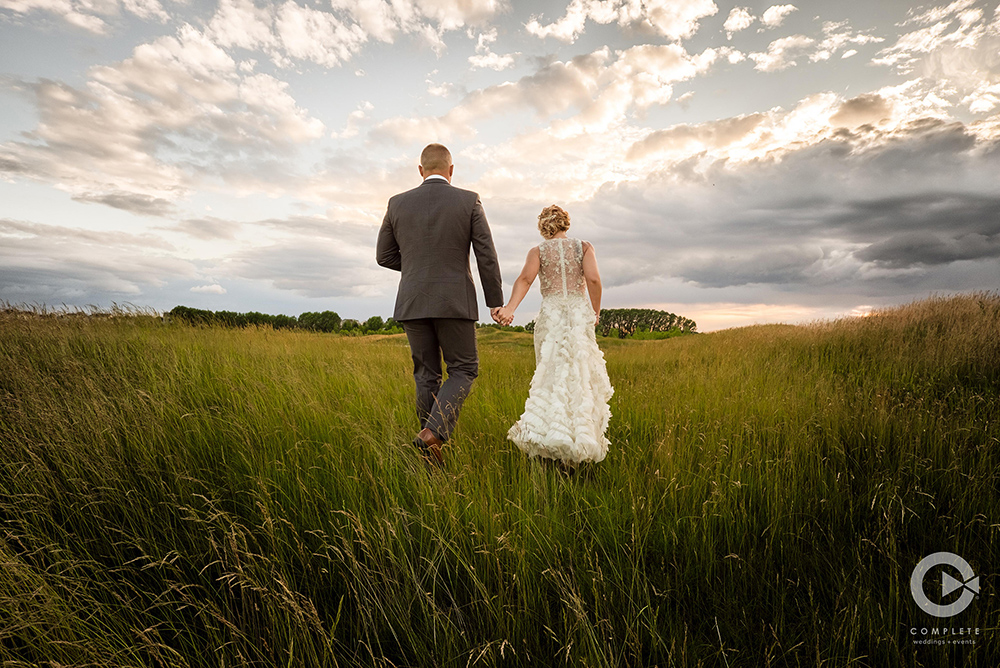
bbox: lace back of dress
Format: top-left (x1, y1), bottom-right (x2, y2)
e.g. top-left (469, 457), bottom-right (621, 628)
top-left (538, 238), bottom-right (586, 298)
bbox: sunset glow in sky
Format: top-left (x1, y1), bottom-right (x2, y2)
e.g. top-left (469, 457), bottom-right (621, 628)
top-left (2, 0), bottom-right (999, 330)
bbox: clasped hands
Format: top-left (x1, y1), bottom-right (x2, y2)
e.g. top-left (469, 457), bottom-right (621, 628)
top-left (490, 306), bottom-right (514, 326)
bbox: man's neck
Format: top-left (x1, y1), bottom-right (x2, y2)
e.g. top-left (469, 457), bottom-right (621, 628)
top-left (423, 173), bottom-right (449, 182)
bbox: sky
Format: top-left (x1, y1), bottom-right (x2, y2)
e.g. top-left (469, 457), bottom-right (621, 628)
top-left (1, 0), bottom-right (999, 331)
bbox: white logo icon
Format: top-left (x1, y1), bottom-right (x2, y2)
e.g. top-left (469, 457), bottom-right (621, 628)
top-left (910, 552), bottom-right (979, 618)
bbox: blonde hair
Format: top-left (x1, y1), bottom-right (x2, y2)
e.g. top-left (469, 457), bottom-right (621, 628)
top-left (537, 205), bottom-right (570, 239)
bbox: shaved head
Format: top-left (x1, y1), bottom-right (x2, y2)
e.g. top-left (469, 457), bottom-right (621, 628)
top-left (420, 143), bottom-right (452, 172)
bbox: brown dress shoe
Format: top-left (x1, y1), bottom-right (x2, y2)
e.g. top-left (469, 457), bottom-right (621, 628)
top-left (413, 427), bottom-right (445, 468)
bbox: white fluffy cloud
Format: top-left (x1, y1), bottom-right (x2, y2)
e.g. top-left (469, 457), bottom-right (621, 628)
top-left (873, 0), bottom-right (1000, 115)
top-left (748, 34), bottom-right (814, 71)
top-left (190, 283), bottom-right (227, 294)
top-left (0, 0), bottom-right (170, 33)
top-left (468, 28), bottom-right (516, 70)
top-left (374, 43), bottom-right (719, 144)
top-left (0, 24), bottom-right (325, 213)
top-left (723, 7), bottom-right (753, 39)
top-left (526, 0), bottom-right (717, 43)
top-left (874, 0), bottom-right (987, 71)
top-left (760, 4), bottom-right (797, 28)
top-left (749, 21), bottom-right (881, 71)
top-left (206, 0), bottom-right (505, 68)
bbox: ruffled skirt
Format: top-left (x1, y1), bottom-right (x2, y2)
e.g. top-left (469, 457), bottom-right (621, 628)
top-left (507, 294), bottom-right (613, 464)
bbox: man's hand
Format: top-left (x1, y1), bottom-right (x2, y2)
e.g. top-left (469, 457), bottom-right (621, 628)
top-left (491, 306), bottom-right (513, 326)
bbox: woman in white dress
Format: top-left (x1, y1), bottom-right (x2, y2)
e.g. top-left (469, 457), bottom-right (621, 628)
top-left (496, 205), bottom-right (613, 465)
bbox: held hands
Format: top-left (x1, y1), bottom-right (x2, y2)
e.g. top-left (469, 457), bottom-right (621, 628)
top-left (491, 306), bottom-right (514, 326)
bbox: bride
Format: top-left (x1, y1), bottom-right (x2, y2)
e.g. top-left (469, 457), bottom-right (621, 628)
top-left (496, 205), bottom-right (613, 465)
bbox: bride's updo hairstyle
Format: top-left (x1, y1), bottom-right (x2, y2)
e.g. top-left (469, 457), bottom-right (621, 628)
top-left (538, 205), bottom-right (570, 239)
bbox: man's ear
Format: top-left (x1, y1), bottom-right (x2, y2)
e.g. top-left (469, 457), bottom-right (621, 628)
top-left (419, 165), bottom-right (425, 178)
top-left (448, 164), bottom-right (454, 178)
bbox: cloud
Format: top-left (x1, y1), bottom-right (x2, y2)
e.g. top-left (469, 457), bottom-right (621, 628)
top-left (0, 217), bottom-right (194, 301)
top-left (829, 93), bottom-right (893, 128)
top-left (564, 116), bottom-right (1000, 296)
top-left (206, 0), bottom-right (506, 68)
top-left (749, 22), bottom-right (882, 71)
top-left (173, 217), bottom-right (241, 240)
top-left (0, 0), bottom-right (170, 33)
top-left (190, 283), bottom-right (227, 294)
top-left (874, 0), bottom-right (987, 72)
top-left (810, 21), bottom-right (883, 62)
top-left (625, 113), bottom-right (767, 160)
top-left (468, 28), bottom-right (517, 70)
top-left (760, 4), bottom-right (796, 28)
top-left (723, 7), bottom-right (753, 39)
top-left (526, 0), bottom-right (717, 44)
top-left (855, 228), bottom-right (1000, 269)
top-left (0, 24), bottom-right (325, 214)
top-left (220, 218), bottom-right (389, 298)
top-left (374, 43), bottom-right (720, 144)
top-left (748, 34), bottom-right (814, 71)
top-left (871, 1), bottom-right (1000, 116)
top-left (71, 191), bottom-right (178, 217)
top-left (331, 101), bottom-right (374, 138)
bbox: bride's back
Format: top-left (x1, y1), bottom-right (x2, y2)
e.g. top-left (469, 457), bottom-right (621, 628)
top-left (538, 237), bottom-right (586, 299)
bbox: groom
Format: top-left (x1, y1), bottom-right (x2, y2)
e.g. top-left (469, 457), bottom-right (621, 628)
top-left (376, 143), bottom-right (505, 467)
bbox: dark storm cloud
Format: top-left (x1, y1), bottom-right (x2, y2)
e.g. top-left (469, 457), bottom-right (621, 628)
top-left (856, 231), bottom-right (1000, 268)
top-left (546, 117), bottom-right (1000, 296)
top-left (827, 193), bottom-right (1000, 237)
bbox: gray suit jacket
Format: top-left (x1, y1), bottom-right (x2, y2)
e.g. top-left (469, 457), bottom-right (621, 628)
top-left (376, 178), bottom-right (504, 321)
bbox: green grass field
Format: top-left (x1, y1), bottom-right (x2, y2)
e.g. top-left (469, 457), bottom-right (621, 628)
top-left (1, 294), bottom-right (998, 667)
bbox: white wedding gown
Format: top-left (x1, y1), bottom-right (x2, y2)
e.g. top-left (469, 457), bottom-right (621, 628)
top-left (507, 237), bottom-right (614, 464)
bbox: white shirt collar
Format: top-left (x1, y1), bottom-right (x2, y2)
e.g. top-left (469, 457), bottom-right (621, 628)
top-left (423, 174), bottom-right (449, 183)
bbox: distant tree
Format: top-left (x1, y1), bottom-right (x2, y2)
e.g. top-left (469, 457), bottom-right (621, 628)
top-left (272, 314), bottom-right (297, 329)
top-left (312, 311), bottom-right (342, 332)
top-left (300, 311), bottom-right (342, 331)
top-left (168, 305), bottom-right (216, 325)
top-left (170, 306), bottom-right (402, 336)
top-left (597, 308), bottom-right (697, 338)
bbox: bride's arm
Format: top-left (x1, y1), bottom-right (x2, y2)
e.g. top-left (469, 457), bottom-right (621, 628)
top-left (500, 246), bottom-right (540, 323)
top-left (582, 241), bottom-right (602, 322)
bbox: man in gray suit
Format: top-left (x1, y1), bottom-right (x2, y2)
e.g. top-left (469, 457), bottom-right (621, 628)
top-left (376, 143), bottom-right (504, 467)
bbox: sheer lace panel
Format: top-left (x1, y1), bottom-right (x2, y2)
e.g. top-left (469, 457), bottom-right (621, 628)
top-left (538, 238), bottom-right (586, 298)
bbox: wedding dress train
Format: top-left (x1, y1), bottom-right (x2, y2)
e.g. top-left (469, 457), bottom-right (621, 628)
top-left (507, 237), bottom-right (613, 464)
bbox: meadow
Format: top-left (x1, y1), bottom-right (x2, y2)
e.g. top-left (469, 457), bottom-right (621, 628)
top-left (1, 293), bottom-right (998, 667)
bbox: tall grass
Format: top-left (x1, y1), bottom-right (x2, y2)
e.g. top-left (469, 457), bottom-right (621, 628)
top-left (1, 293), bottom-right (998, 667)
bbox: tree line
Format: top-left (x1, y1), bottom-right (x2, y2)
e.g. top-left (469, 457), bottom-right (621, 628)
top-left (595, 308), bottom-right (697, 337)
top-left (167, 306), bottom-right (402, 335)
top-left (168, 305), bottom-right (696, 339)
top-left (483, 307), bottom-right (697, 339)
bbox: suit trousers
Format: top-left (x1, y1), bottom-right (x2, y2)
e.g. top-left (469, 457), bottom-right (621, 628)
top-left (402, 318), bottom-right (479, 443)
